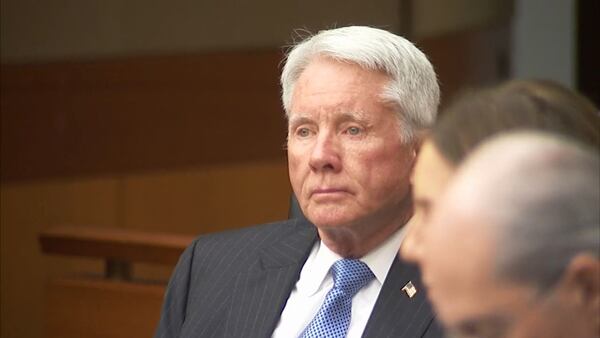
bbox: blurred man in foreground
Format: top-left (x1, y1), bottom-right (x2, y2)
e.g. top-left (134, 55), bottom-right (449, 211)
top-left (416, 132), bottom-right (599, 338)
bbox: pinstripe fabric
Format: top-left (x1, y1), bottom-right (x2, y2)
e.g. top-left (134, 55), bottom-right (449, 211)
top-left (362, 258), bottom-right (444, 338)
top-left (154, 218), bottom-right (444, 338)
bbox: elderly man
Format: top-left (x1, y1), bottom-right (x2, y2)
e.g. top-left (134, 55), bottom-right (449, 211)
top-left (155, 26), bottom-right (443, 338)
top-left (415, 132), bottom-right (599, 338)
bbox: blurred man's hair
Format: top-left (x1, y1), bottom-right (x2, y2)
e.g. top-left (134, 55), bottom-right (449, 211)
top-left (432, 79), bottom-right (599, 164)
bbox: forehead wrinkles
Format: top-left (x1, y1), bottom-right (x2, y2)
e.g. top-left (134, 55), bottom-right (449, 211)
top-left (290, 59), bottom-right (391, 107)
top-left (297, 56), bottom-right (390, 88)
top-left (290, 86), bottom-right (380, 112)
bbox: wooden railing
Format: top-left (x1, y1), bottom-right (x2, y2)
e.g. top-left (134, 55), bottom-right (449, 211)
top-left (39, 226), bottom-right (195, 338)
top-left (40, 226), bottom-right (194, 279)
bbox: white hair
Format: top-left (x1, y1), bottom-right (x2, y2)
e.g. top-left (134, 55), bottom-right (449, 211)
top-left (450, 131), bottom-right (600, 292)
top-left (280, 26), bottom-right (440, 142)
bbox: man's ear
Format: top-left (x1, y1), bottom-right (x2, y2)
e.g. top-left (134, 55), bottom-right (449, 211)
top-left (558, 254), bottom-right (600, 319)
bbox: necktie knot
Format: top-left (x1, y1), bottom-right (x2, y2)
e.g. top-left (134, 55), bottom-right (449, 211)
top-left (299, 259), bottom-right (374, 338)
top-left (331, 259), bottom-right (374, 297)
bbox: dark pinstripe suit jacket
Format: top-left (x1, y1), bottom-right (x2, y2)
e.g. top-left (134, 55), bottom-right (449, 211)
top-left (154, 217), bottom-right (444, 338)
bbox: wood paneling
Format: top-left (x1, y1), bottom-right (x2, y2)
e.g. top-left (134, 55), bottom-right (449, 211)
top-left (1, 50), bottom-right (288, 182)
top-left (417, 24), bottom-right (510, 107)
top-left (1, 24), bottom-right (510, 182)
top-left (1, 178), bottom-right (116, 338)
top-left (1, 160), bottom-right (291, 338)
top-left (121, 160), bottom-right (291, 234)
top-left (45, 278), bottom-right (164, 338)
top-left (40, 226), bottom-right (194, 265)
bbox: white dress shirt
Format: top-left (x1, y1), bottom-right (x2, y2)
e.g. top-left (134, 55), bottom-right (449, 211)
top-left (272, 224), bottom-right (407, 338)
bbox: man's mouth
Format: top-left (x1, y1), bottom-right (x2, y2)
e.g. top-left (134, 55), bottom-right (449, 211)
top-left (310, 188), bottom-right (349, 199)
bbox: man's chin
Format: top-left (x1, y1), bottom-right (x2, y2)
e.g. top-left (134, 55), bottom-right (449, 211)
top-left (306, 210), bottom-right (357, 229)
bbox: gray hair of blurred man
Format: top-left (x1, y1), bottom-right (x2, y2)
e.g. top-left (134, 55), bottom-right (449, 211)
top-left (280, 26), bottom-right (440, 143)
top-left (447, 131), bottom-right (600, 293)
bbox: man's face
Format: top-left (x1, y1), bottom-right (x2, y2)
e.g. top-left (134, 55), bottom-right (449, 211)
top-left (401, 140), bottom-right (455, 263)
top-left (417, 203), bottom-right (537, 338)
top-left (287, 57), bottom-right (415, 233)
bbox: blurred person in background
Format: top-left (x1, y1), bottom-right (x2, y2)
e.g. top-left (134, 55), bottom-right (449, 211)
top-left (401, 79), bottom-right (599, 263)
top-left (417, 132), bottom-right (599, 338)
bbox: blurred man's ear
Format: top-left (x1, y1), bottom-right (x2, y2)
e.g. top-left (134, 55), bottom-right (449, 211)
top-left (409, 130), bottom-right (430, 173)
top-left (414, 130), bottom-right (430, 155)
top-left (506, 256), bottom-right (599, 338)
top-left (559, 254), bottom-right (600, 329)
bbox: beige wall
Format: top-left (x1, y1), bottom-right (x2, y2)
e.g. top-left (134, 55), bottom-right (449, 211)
top-left (1, 0), bottom-right (510, 63)
top-left (0, 0), bottom-right (401, 62)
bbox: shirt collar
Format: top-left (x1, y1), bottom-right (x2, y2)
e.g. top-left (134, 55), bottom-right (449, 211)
top-left (297, 221), bottom-right (410, 296)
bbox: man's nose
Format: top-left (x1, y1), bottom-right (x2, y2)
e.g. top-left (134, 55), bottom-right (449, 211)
top-left (308, 131), bottom-right (342, 172)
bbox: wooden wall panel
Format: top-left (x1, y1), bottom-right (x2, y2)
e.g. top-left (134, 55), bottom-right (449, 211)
top-left (1, 50), bottom-right (288, 182)
top-left (45, 278), bottom-right (164, 338)
top-left (0, 161), bottom-right (292, 338)
top-left (417, 23), bottom-right (510, 108)
top-left (1, 24), bottom-right (510, 183)
top-left (121, 160), bottom-right (291, 235)
top-left (0, 178), bottom-right (116, 338)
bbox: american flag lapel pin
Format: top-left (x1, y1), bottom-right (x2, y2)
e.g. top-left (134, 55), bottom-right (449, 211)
top-left (402, 281), bottom-right (417, 298)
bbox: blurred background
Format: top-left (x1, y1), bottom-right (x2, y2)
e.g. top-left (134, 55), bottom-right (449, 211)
top-left (1, 0), bottom-right (597, 337)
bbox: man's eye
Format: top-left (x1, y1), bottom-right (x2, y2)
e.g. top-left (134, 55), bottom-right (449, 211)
top-left (297, 128), bottom-right (311, 137)
top-left (347, 126), bottom-right (361, 135)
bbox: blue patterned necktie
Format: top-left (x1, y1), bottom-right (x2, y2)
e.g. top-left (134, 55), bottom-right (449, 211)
top-left (300, 259), bottom-right (375, 338)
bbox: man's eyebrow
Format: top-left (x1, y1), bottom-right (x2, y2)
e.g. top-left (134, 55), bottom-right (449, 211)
top-left (288, 111), bottom-right (372, 129)
top-left (337, 112), bottom-right (371, 124)
top-left (288, 116), bottom-right (313, 128)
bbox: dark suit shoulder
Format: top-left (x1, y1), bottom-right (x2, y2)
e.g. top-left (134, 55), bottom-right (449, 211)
top-left (189, 218), bottom-right (307, 269)
top-left (154, 218), bottom-right (316, 338)
top-left (195, 218), bottom-right (303, 246)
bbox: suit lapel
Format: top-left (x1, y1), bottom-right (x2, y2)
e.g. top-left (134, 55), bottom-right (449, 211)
top-left (225, 218), bottom-right (318, 338)
top-left (362, 257), bottom-right (436, 338)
